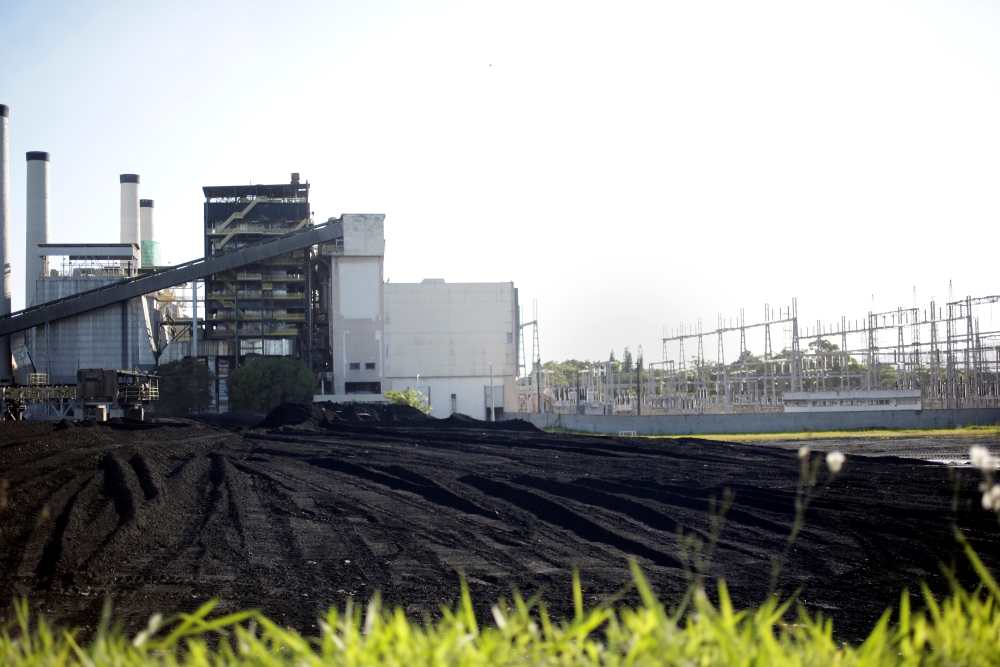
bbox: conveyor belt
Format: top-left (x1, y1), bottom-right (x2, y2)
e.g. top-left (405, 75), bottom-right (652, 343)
top-left (0, 220), bottom-right (343, 337)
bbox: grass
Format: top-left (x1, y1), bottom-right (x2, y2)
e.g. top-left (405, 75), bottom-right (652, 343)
top-left (3, 543), bottom-right (1000, 667)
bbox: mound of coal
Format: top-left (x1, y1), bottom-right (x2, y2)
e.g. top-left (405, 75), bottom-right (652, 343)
top-left (440, 413), bottom-right (540, 431)
top-left (0, 419), bottom-right (998, 643)
top-left (317, 401), bottom-right (431, 422)
top-left (258, 402), bottom-right (432, 429)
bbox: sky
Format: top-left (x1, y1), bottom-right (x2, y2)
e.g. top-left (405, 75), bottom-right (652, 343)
top-left (2, 0), bottom-right (999, 366)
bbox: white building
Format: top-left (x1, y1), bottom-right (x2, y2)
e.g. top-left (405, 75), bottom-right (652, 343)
top-left (324, 215), bottom-right (517, 419)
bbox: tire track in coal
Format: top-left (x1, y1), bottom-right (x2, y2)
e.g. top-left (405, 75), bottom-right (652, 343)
top-left (512, 475), bottom-right (708, 541)
top-left (574, 478), bottom-right (791, 535)
top-left (308, 457), bottom-right (497, 519)
top-left (458, 475), bottom-right (682, 568)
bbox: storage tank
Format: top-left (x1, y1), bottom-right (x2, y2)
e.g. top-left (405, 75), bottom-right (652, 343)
top-left (25, 151), bottom-right (49, 306)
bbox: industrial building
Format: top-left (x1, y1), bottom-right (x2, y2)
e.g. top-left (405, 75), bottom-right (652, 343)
top-left (0, 104), bottom-right (517, 420)
top-left (319, 214), bottom-right (517, 419)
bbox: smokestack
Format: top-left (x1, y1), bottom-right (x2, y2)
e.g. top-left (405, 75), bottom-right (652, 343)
top-left (0, 105), bottom-right (10, 381)
top-left (139, 198), bottom-right (158, 267)
top-left (120, 174), bottom-right (140, 254)
top-left (25, 151), bottom-right (49, 307)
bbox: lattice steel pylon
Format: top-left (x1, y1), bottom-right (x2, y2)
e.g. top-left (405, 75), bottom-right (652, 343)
top-left (532, 300), bottom-right (541, 412)
top-left (517, 305), bottom-right (527, 379)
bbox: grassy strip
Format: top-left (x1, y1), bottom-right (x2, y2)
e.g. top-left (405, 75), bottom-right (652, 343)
top-left (545, 424), bottom-right (1000, 441)
top-left (3, 561), bottom-right (1000, 666)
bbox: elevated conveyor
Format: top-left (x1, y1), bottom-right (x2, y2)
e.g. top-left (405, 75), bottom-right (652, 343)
top-left (0, 220), bottom-right (343, 337)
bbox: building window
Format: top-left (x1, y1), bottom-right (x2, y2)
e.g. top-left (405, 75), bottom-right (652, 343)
top-left (451, 394), bottom-right (457, 413)
top-left (365, 362), bottom-right (376, 370)
top-left (349, 362), bottom-right (360, 370)
top-left (507, 333), bottom-right (513, 343)
top-left (345, 382), bottom-right (381, 394)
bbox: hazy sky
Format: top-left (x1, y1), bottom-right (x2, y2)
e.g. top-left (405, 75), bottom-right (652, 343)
top-left (2, 0), bottom-right (999, 365)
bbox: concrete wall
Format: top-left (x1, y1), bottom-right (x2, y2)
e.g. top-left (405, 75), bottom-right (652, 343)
top-left (329, 215), bottom-right (385, 395)
top-left (341, 214), bottom-right (385, 256)
top-left (508, 409), bottom-right (1000, 435)
top-left (384, 282), bottom-right (516, 378)
top-left (386, 375), bottom-right (515, 419)
top-left (383, 281), bottom-right (517, 417)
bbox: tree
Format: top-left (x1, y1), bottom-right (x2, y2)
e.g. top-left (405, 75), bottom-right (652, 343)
top-left (808, 339), bottom-right (841, 353)
top-left (227, 357), bottom-right (315, 414)
top-left (622, 347), bottom-right (633, 373)
top-left (385, 388), bottom-right (432, 414)
top-left (156, 358), bottom-right (213, 413)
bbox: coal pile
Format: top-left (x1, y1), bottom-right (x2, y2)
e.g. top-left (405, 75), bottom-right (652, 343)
top-left (259, 401), bottom-right (433, 428)
top-left (0, 415), bottom-right (997, 642)
top-left (258, 401), bottom-right (540, 432)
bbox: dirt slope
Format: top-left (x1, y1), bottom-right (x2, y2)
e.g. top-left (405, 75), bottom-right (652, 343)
top-left (0, 409), bottom-right (997, 642)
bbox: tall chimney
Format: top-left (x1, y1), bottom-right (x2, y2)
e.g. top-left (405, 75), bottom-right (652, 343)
top-left (139, 198), bottom-right (156, 267)
top-left (0, 105), bottom-right (11, 381)
top-left (25, 151), bottom-right (49, 307)
top-left (120, 174), bottom-right (140, 253)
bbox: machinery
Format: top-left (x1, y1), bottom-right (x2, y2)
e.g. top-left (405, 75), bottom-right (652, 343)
top-left (1, 369), bottom-right (159, 421)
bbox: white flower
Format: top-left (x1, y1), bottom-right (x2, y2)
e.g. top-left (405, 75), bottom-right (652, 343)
top-left (982, 484), bottom-right (1000, 512)
top-left (826, 451), bottom-right (846, 474)
top-left (970, 445), bottom-right (997, 471)
top-left (798, 447), bottom-right (811, 461)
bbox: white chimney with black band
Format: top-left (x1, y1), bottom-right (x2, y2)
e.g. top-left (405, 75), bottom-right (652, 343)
top-left (0, 105), bottom-right (11, 381)
top-left (25, 151), bottom-right (50, 307)
top-left (120, 174), bottom-right (140, 266)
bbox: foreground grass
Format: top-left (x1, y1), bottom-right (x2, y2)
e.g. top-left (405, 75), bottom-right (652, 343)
top-left (4, 549), bottom-right (1000, 667)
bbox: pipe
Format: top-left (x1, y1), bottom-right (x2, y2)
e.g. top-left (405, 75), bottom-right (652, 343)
top-left (120, 174), bottom-right (139, 270)
top-left (25, 151), bottom-right (49, 307)
top-left (191, 280), bottom-right (198, 357)
top-left (0, 105), bottom-right (10, 382)
top-left (140, 198), bottom-right (157, 267)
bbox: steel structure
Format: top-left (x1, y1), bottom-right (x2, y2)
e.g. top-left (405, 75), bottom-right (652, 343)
top-left (516, 300), bottom-right (542, 413)
top-left (521, 292), bottom-right (1000, 415)
top-left (0, 220), bottom-right (345, 337)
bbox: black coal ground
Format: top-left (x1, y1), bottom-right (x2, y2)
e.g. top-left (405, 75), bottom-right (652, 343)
top-left (0, 407), bottom-right (998, 643)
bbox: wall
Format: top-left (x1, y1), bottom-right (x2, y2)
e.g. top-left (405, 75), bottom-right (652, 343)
top-left (328, 215), bottom-right (385, 395)
top-left (386, 374), bottom-right (514, 419)
top-left (18, 275), bottom-right (157, 384)
top-left (384, 282), bottom-right (516, 378)
top-left (508, 409), bottom-right (1000, 435)
top-left (384, 281), bottom-right (517, 415)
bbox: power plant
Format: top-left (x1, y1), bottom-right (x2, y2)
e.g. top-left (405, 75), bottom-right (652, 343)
top-left (0, 103), bottom-right (519, 420)
top-left (3, 99), bottom-right (999, 432)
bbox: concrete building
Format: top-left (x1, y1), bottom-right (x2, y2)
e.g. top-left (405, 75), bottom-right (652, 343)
top-left (384, 282), bottom-right (516, 419)
top-left (321, 214), bottom-right (517, 419)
